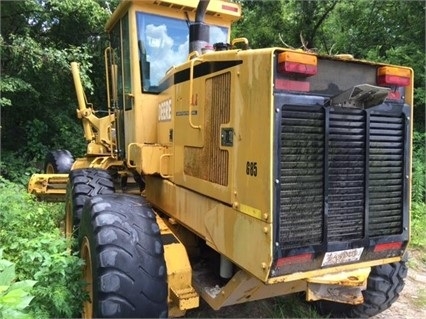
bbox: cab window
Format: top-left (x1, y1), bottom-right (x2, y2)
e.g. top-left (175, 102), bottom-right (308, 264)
top-left (136, 12), bottom-right (228, 93)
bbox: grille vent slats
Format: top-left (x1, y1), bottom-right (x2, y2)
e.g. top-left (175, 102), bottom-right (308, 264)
top-left (279, 105), bottom-right (405, 249)
top-left (368, 113), bottom-right (404, 236)
top-left (327, 109), bottom-right (365, 242)
top-left (279, 107), bottom-right (324, 247)
top-left (184, 72), bottom-right (230, 185)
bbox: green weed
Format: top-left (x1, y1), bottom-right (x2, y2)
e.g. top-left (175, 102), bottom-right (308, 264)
top-left (0, 249), bottom-right (36, 319)
top-left (270, 295), bottom-right (325, 318)
top-left (0, 177), bottom-right (86, 318)
top-left (411, 202), bottom-right (426, 249)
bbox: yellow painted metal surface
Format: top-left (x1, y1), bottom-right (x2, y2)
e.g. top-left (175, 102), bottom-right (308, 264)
top-left (307, 267), bottom-right (371, 286)
top-left (193, 269), bottom-right (307, 310)
top-left (267, 257), bottom-right (401, 284)
top-left (170, 48), bottom-right (276, 216)
top-left (71, 62), bottom-right (116, 156)
top-left (306, 267), bottom-right (370, 304)
top-left (146, 176), bottom-right (273, 282)
top-left (128, 143), bottom-right (172, 176)
top-left (27, 174), bottom-right (68, 201)
top-left (106, 0), bottom-right (240, 32)
top-left (156, 216), bottom-right (199, 317)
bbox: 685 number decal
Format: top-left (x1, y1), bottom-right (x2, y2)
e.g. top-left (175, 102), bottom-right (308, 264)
top-left (246, 161), bottom-right (258, 177)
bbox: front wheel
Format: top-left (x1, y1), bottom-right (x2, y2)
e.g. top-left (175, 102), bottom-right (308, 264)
top-left (44, 150), bottom-right (74, 173)
top-left (65, 168), bottom-right (115, 237)
top-left (315, 261), bottom-right (408, 318)
top-left (78, 194), bottom-right (168, 318)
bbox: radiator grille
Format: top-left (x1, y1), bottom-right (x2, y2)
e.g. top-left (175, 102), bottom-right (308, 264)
top-left (328, 109), bottom-right (365, 242)
top-left (279, 106), bottom-right (324, 247)
top-left (279, 105), bottom-right (405, 249)
top-left (184, 72), bottom-right (230, 186)
top-left (369, 113), bottom-right (404, 236)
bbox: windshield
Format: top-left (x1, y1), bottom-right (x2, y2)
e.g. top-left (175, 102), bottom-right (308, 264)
top-left (136, 12), bottom-right (228, 93)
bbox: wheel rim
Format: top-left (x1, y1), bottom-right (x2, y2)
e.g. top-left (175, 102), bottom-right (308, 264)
top-left (45, 163), bottom-right (55, 174)
top-left (65, 201), bottom-right (73, 238)
top-left (81, 236), bottom-right (94, 319)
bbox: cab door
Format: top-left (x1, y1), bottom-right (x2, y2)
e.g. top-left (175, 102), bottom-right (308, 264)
top-left (109, 13), bottom-right (132, 159)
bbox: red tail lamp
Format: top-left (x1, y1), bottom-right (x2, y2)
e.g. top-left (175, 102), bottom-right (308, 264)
top-left (277, 51), bottom-right (318, 76)
top-left (377, 66), bottom-right (411, 87)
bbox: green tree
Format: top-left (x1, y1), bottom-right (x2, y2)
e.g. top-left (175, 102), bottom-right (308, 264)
top-left (323, 0), bottom-right (425, 128)
top-left (0, 0), bottom-right (117, 181)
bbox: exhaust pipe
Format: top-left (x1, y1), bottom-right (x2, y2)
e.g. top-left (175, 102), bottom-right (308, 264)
top-left (189, 0), bottom-right (210, 54)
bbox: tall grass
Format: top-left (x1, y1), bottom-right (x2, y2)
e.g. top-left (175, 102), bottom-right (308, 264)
top-left (0, 177), bottom-right (86, 318)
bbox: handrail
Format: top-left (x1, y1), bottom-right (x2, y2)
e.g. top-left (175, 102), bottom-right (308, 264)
top-left (104, 47), bottom-right (112, 112)
top-left (104, 47), bottom-right (118, 158)
top-left (231, 37), bottom-right (249, 49)
top-left (159, 154), bottom-right (172, 178)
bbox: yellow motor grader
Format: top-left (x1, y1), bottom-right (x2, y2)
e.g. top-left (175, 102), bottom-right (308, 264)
top-left (28, 0), bottom-right (414, 317)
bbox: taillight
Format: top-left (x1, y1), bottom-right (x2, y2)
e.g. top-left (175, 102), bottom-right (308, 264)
top-left (377, 66), bottom-right (411, 101)
top-left (374, 241), bottom-right (403, 253)
top-left (377, 66), bottom-right (411, 87)
top-left (275, 51), bottom-right (317, 92)
top-left (275, 253), bottom-right (314, 268)
top-left (277, 51), bottom-right (317, 76)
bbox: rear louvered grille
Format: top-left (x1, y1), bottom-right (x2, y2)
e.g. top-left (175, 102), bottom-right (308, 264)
top-left (278, 105), bottom-right (405, 249)
top-left (280, 107), bottom-right (324, 247)
top-left (328, 109), bottom-right (365, 241)
top-left (369, 113), bottom-right (404, 236)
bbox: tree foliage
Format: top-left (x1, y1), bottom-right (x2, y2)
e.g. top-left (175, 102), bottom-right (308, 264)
top-left (0, 0), bottom-right (117, 179)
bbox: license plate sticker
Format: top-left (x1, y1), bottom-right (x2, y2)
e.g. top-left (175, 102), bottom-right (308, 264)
top-left (321, 248), bottom-right (364, 267)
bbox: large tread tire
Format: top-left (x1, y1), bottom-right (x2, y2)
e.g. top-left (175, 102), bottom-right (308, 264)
top-left (315, 261), bottom-right (408, 318)
top-left (78, 194), bottom-right (168, 318)
top-left (65, 168), bottom-right (115, 237)
top-left (44, 150), bottom-right (74, 173)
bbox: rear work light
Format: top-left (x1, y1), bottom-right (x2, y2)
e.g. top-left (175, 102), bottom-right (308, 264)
top-left (377, 66), bottom-right (411, 87)
top-left (277, 51), bottom-right (317, 76)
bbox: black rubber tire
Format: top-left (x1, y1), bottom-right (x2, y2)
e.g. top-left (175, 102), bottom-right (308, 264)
top-left (315, 261), bottom-right (408, 318)
top-left (65, 168), bottom-right (115, 237)
top-left (78, 194), bottom-right (168, 318)
top-left (44, 150), bottom-right (74, 173)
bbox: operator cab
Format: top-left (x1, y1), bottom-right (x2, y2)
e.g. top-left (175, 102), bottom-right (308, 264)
top-left (104, 0), bottom-right (240, 155)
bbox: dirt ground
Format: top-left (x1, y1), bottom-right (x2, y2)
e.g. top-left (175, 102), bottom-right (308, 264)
top-left (185, 248), bottom-right (426, 318)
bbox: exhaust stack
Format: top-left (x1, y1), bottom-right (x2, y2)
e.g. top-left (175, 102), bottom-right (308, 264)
top-left (189, 0), bottom-right (210, 54)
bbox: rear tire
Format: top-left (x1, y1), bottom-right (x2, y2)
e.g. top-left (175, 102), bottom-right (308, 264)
top-left (65, 168), bottom-right (115, 237)
top-left (44, 150), bottom-right (74, 173)
top-left (78, 194), bottom-right (168, 318)
top-left (315, 261), bottom-right (408, 318)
